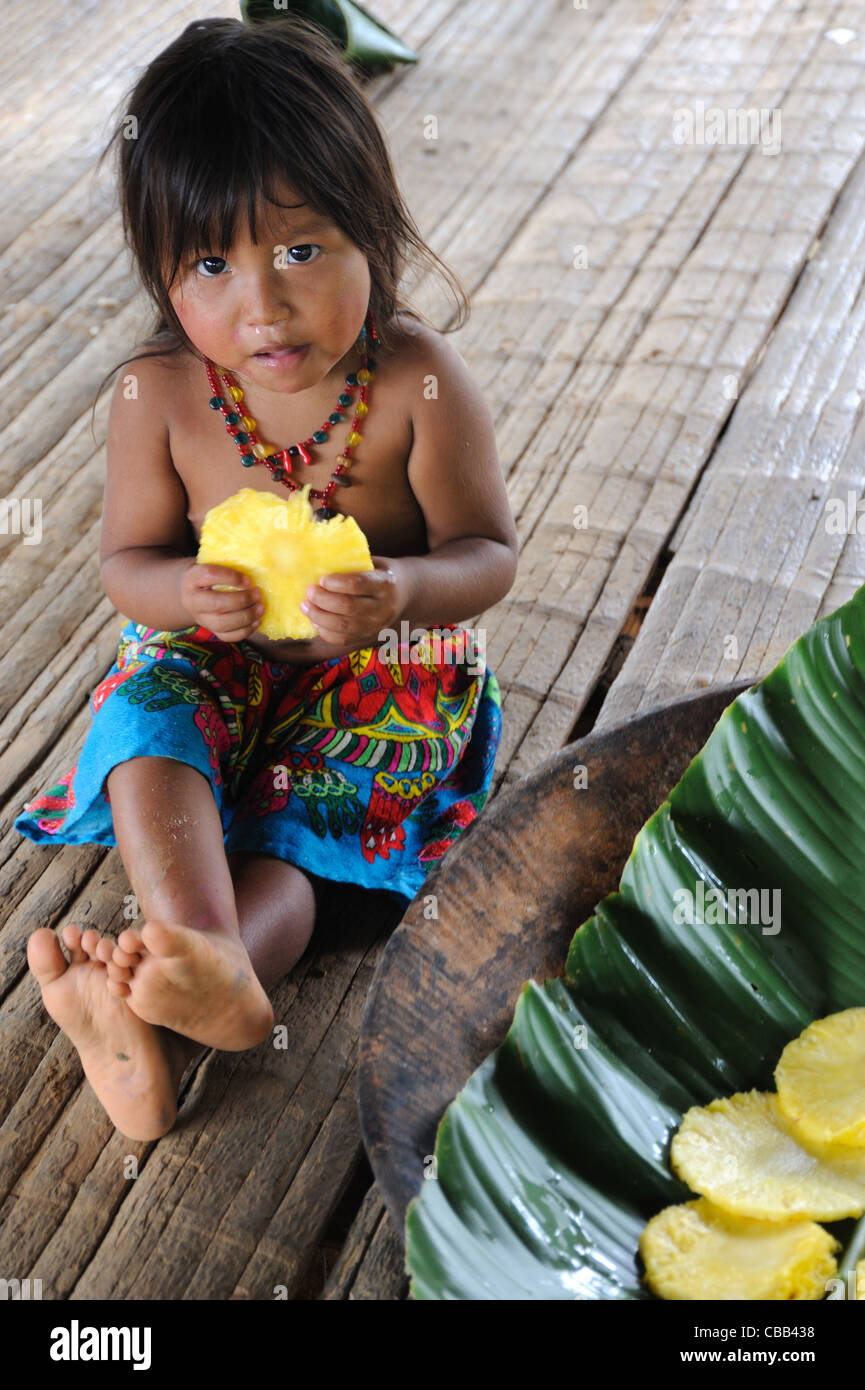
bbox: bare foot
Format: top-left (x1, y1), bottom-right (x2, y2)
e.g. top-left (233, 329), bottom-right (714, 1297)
top-left (111, 920), bottom-right (274, 1051)
top-left (28, 925), bottom-right (182, 1141)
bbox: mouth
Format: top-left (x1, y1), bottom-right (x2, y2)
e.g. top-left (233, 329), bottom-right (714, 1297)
top-left (252, 343), bottom-right (309, 366)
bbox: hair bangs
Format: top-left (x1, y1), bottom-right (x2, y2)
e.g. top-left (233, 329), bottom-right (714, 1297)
top-left (152, 92), bottom-right (325, 288)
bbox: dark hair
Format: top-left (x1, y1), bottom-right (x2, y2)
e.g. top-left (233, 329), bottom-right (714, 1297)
top-left (90, 14), bottom-right (469, 423)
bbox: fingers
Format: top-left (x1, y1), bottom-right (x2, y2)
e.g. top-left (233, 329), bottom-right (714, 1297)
top-left (194, 565), bottom-right (252, 590)
top-left (195, 568), bottom-right (266, 638)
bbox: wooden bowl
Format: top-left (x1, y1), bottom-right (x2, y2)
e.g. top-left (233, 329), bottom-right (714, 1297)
top-left (357, 679), bottom-right (751, 1231)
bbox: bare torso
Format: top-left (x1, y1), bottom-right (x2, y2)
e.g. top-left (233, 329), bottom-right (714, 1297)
top-left (162, 314), bottom-right (428, 664)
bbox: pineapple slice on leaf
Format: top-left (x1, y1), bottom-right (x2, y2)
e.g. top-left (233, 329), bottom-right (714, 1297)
top-left (671, 1090), bottom-right (865, 1222)
top-left (640, 1197), bottom-right (838, 1301)
top-left (776, 1007), bottom-right (865, 1148)
top-left (197, 486), bottom-right (373, 641)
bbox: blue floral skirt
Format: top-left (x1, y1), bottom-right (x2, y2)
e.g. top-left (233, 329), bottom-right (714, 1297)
top-left (14, 620), bottom-right (503, 906)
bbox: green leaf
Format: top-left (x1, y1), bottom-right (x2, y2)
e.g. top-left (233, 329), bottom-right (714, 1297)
top-left (405, 584), bottom-right (865, 1299)
top-left (240, 0), bottom-right (418, 69)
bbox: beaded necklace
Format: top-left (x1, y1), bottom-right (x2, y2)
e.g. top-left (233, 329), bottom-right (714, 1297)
top-left (204, 308), bottom-right (378, 520)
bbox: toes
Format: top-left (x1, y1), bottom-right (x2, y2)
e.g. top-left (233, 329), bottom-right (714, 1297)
top-left (105, 978), bottom-right (131, 997)
top-left (27, 928), bottom-right (69, 986)
top-left (139, 920), bottom-right (186, 958)
top-left (117, 927), bottom-right (145, 957)
top-left (94, 936), bottom-right (116, 965)
top-left (111, 946), bottom-right (140, 970)
top-left (60, 923), bottom-right (88, 965)
top-left (80, 928), bottom-right (102, 959)
top-left (106, 962), bottom-right (132, 983)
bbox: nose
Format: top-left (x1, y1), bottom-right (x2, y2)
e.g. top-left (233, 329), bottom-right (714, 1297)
top-left (242, 266), bottom-right (292, 330)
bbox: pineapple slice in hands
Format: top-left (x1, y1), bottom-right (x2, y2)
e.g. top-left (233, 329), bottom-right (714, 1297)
top-left (775, 1007), bottom-right (865, 1148)
top-left (640, 1197), bottom-right (838, 1301)
top-left (671, 1090), bottom-right (865, 1221)
top-left (197, 485), bottom-right (373, 640)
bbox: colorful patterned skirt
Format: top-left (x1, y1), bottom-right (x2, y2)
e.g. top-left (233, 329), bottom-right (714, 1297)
top-left (14, 620), bottom-right (503, 906)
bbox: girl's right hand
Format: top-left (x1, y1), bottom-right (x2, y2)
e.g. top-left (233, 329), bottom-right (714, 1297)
top-left (178, 562), bottom-right (265, 642)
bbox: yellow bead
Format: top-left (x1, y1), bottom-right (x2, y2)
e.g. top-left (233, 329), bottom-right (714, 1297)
top-left (336, 454), bottom-right (349, 467)
top-left (253, 442), bottom-right (269, 459)
top-left (243, 416), bottom-right (256, 431)
top-left (357, 368), bottom-right (371, 384)
top-left (356, 401), bottom-right (368, 417)
top-left (347, 431), bottom-right (361, 447)
top-left (229, 385), bottom-right (244, 402)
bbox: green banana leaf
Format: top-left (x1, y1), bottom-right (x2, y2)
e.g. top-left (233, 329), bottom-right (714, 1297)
top-left (405, 583), bottom-right (865, 1299)
top-left (240, 0), bottom-right (418, 69)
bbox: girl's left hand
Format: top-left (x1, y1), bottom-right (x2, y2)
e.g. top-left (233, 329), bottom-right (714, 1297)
top-left (299, 555), bottom-right (406, 647)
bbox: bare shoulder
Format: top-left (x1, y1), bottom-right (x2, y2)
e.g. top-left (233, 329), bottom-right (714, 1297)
top-left (386, 312), bottom-right (490, 418)
top-left (384, 313), bottom-right (517, 554)
top-left (123, 339), bottom-right (197, 381)
top-left (110, 341), bottom-right (202, 428)
top-left (388, 311), bottom-right (473, 370)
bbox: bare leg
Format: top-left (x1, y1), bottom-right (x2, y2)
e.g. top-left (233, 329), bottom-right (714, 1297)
top-left (226, 850), bottom-right (318, 989)
top-left (101, 757), bottom-right (274, 1051)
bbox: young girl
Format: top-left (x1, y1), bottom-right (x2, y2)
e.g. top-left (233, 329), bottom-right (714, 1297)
top-left (14, 15), bottom-right (518, 1144)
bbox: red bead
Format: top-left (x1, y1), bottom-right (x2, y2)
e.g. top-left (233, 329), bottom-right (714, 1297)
top-left (297, 443), bottom-right (311, 466)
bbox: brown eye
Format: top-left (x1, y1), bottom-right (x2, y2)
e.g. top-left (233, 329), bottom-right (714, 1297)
top-left (286, 244), bottom-right (320, 264)
top-left (195, 256), bottom-right (227, 277)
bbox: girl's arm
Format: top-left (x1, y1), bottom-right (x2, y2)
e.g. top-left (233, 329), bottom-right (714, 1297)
top-left (389, 326), bottom-right (519, 628)
top-left (99, 355), bottom-right (202, 629)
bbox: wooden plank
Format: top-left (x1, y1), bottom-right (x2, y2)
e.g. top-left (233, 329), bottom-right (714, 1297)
top-left (339, 1201), bottom-right (408, 1301)
top-left (319, 1181), bottom-right (384, 1299)
top-left (598, 139), bottom-right (865, 727)
top-left (473, 17), bottom-right (865, 779)
top-left (228, 1076), bottom-right (365, 1299)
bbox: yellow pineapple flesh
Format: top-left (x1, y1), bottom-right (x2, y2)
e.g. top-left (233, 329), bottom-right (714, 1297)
top-left (640, 1197), bottom-right (838, 1301)
top-left (196, 485), bottom-right (373, 640)
top-left (670, 1089), bottom-right (865, 1221)
top-left (775, 1007), bottom-right (865, 1148)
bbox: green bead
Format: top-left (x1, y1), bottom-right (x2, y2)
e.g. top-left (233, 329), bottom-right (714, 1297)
top-left (338, 393), bottom-right (352, 407)
top-left (225, 412), bottom-right (240, 426)
top-left (328, 413), bottom-right (344, 425)
top-left (209, 395), bottom-right (225, 409)
top-left (313, 430), bottom-right (328, 443)
top-left (241, 453), bottom-right (256, 467)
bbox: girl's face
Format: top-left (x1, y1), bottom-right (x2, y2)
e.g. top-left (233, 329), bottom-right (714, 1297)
top-left (166, 182), bottom-right (371, 397)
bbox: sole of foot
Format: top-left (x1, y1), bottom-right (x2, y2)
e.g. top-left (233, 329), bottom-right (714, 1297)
top-left (113, 919), bottom-right (274, 1052)
top-left (28, 924), bottom-right (182, 1142)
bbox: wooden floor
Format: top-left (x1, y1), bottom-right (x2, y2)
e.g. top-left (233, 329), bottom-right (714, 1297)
top-left (4, 0), bottom-right (865, 1299)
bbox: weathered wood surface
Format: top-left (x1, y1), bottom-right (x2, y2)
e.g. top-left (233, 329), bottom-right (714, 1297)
top-left (2, 0), bottom-right (865, 1300)
top-left (598, 112), bottom-right (865, 727)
